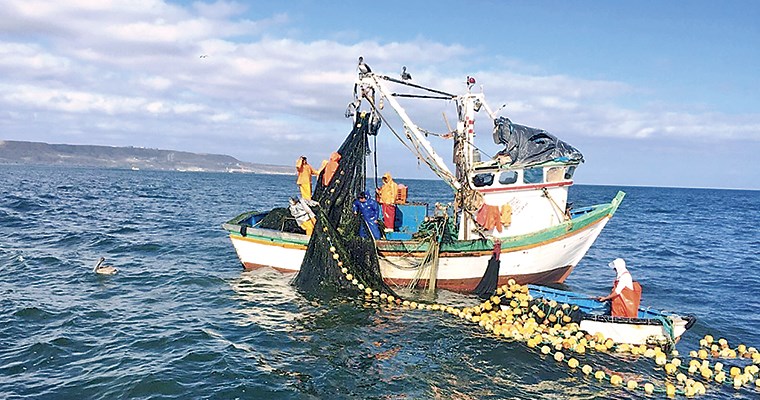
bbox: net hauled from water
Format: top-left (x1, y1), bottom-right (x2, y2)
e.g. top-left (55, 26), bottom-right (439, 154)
top-left (292, 113), bottom-right (396, 298)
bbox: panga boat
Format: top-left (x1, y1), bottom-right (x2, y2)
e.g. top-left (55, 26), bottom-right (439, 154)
top-left (527, 285), bottom-right (696, 345)
top-left (223, 62), bottom-right (625, 293)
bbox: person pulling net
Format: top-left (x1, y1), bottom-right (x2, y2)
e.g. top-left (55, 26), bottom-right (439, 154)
top-left (293, 112), bottom-right (396, 298)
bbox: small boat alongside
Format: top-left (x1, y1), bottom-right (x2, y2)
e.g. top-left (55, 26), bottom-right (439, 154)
top-left (527, 284), bottom-right (697, 346)
top-left (223, 62), bottom-right (626, 293)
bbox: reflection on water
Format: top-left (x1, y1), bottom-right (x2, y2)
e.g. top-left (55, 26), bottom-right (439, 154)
top-left (229, 268), bottom-right (305, 331)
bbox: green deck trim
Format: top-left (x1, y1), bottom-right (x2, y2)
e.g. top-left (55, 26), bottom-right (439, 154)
top-left (223, 223), bottom-right (310, 246)
top-left (223, 191), bottom-right (626, 254)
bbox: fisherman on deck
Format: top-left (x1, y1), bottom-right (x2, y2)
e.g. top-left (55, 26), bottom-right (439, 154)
top-left (376, 172), bottom-right (398, 232)
top-left (319, 152), bottom-right (341, 186)
top-left (296, 156), bottom-right (319, 200)
top-left (352, 191), bottom-right (381, 239)
top-left (597, 258), bottom-right (642, 318)
top-left (288, 197), bottom-right (318, 236)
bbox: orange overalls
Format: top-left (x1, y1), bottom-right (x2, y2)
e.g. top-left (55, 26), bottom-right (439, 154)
top-left (610, 274), bottom-right (642, 318)
top-left (377, 172), bottom-right (398, 231)
top-left (320, 152), bottom-right (341, 186)
top-left (296, 158), bottom-right (318, 200)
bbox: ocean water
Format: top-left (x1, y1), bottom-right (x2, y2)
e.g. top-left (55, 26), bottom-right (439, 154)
top-left (1, 165), bottom-right (759, 399)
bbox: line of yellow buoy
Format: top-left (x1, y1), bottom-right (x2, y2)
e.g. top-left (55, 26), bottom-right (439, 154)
top-left (325, 236), bottom-right (760, 397)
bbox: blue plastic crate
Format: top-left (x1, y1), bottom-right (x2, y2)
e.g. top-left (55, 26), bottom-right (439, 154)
top-left (395, 204), bottom-right (427, 233)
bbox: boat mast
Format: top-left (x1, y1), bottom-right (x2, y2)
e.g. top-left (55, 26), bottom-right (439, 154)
top-left (456, 79), bottom-right (497, 177)
top-left (455, 90), bottom-right (477, 240)
top-left (454, 79), bottom-right (498, 240)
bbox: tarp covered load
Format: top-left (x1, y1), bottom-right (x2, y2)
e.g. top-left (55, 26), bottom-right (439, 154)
top-left (293, 113), bottom-right (396, 298)
top-left (492, 116), bottom-right (583, 167)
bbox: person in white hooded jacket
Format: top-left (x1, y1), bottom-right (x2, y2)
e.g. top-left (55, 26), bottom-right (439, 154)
top-left (597, 258), bottom-right (642, 317)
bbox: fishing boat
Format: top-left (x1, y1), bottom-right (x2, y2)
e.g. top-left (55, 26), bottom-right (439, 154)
top-left (223, 62), bottom-right (625, 293)
top-left (527, 285), bottom-right (696, 345)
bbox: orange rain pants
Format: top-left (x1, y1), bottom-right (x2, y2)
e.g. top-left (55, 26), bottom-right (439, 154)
top-left (610, 281), bottom-right (643, 318)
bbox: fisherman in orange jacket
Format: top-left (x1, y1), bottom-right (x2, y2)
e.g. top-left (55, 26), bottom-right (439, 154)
top-left (295, 156), bottom-right (318, 200)
top-left (376, 172), bottom-right (398, 232)
top-left (319, 152), bottom-right (341, 186)
top-left (597, 258), bottom-right (642, 318)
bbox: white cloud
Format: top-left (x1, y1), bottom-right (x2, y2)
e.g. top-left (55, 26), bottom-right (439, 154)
top-left (0, 0), bottom-right (758, 177)
top-left (173, 103), bottom-right (206, 114)
top-left (138, 76), bottom-right (173, 91)
top-left (0, 42), bottom-right (70, 71)
top-left (209, 112), bottom-right (231, 122)
top-left (145, 101), bottom-right (167, 114)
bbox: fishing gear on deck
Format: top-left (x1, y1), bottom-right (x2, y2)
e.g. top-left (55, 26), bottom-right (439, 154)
top-left (258, 207), bottom-right (302, 234)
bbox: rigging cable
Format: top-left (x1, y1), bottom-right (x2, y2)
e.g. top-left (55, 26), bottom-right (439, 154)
top-left (373, 134), bottom-right (379, 190)
top-left (362, 93), bottom-right (458, 189)
top-left (542, 187), bottom-right (570, 222)
top-left (419, 127), bottom-right (496, 162)
top-left (380, 75), bottom-right (456, 98)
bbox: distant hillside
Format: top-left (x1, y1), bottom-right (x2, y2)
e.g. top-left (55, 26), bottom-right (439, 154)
top-left (0, 140), bottom-right (292, 175)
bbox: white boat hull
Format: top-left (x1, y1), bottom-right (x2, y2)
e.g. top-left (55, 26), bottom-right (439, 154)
top-left (228, 207), bottom-right (614, 292)
top-left (580, 316), bottom-right (691, 345)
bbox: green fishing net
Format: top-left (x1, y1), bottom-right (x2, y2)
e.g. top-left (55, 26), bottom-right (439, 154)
top-left (257, 208), bottom-right (303, 233)
top-left (293, 113), bottom-right (397, 298)
top-left (412, 215), bottom-right (458, 244)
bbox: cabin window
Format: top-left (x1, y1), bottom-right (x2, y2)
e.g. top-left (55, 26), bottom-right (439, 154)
top-left (523, 168), bottom-right (543, 184)
top-left (546, 167), bottom-right (564, 182)
top-left (498, 171), bottom-right (518, 185)
top-left (472, 173), bottom-right (494, 187)
top-left (564, 166), bottom-right (576, 180)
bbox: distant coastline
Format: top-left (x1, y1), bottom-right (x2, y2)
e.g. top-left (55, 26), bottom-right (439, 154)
top-left (2, 140), bottom-right (756, 191)
top-left (0, 140), bottom-right (292, 175)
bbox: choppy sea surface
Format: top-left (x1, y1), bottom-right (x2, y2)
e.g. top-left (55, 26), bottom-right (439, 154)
top-left (1, 165), bottom-right (759, 399)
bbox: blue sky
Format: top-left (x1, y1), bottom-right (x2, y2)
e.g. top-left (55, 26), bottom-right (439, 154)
top-left (1, 1), bottom-right (758, 189)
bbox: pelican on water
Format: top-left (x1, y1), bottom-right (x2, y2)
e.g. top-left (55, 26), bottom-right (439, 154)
top-left (94, 257), bottom-right (117, 275)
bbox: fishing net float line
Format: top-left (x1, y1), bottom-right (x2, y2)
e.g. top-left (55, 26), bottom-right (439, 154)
top-left (324, 231), bottom-right (760, 397)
